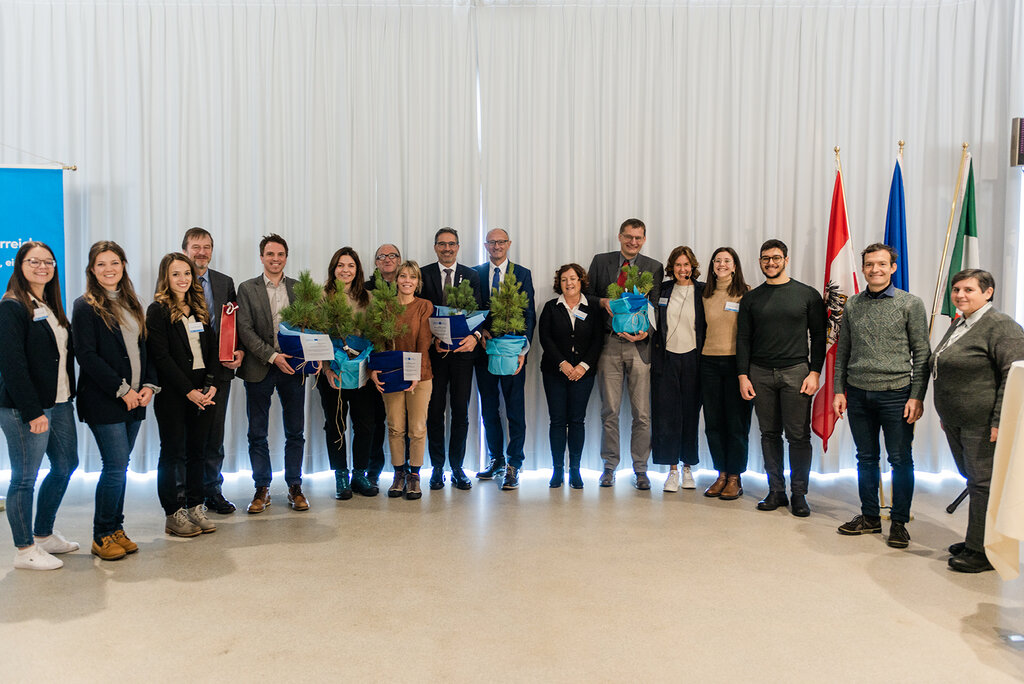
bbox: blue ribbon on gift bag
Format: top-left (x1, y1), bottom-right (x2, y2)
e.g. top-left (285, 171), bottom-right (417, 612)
top-left (608, 291), bottom-right (650, 334)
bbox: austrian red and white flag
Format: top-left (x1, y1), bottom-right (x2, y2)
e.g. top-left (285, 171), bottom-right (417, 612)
top-left (812, 167), bottom-right (860, 450)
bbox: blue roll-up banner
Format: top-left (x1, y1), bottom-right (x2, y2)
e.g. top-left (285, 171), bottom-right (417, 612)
top-left (0, 167), bottom-right (66, 304)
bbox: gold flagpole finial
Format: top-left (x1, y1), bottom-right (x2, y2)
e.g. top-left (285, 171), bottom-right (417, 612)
top-left (962, 142), bottom-right (969, 151)
top-left (898, 140), bottom-right (905, 153)
top-left (63, 165), bottom-right (77, 171)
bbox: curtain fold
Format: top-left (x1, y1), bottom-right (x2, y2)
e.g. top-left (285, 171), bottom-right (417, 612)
top-left (1, 0), bottom-right (1020, 474)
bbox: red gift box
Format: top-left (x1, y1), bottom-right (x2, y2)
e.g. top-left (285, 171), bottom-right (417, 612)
top-left (219, 302), bottom-right (238, 363)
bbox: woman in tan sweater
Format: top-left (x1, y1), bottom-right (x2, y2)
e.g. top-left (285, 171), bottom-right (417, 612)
top-left (370, 260), bottom-right (433, 500)
top-left (700, 247), bottom-right (752, 500)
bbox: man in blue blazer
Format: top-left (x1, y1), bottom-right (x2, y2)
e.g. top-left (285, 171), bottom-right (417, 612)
top-left (473, 229), bottom-right (536, 490)
top-left (586, 218), bottom-right (664, 490)
top-left (183, 227), bottom-right (245, 514)
top-left (420, 227), bottom-right (483, 491)
top-left (235, 234), bottom-right (307, 514)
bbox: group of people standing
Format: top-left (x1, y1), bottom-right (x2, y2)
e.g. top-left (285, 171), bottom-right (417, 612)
top-left (2, 219), bottom-right (1021, 575)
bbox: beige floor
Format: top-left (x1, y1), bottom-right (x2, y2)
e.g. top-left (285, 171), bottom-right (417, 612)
top-left (1, 469), bottom-right (1023, 682)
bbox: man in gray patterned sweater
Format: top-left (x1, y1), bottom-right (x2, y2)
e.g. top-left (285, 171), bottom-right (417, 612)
top-left (832, 243), bottom-right (930, 549)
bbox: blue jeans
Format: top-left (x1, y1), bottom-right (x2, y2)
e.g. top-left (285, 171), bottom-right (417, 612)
top-left (542, 370), bottom-right (596, 470)
top-left (846, 385), bottom-right (915, 523)
top-left (245, 366), bottom-right (306, 488)
top-left (89, 419), bottom-right (142, 543)
top-left (1, 402), bottom-right (79, 548)
top-left (475, 357), bottom-right (528, 469)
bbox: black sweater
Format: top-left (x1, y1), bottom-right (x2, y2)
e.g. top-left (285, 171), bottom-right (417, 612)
top-left (736, 279), bottom-right (827, 375)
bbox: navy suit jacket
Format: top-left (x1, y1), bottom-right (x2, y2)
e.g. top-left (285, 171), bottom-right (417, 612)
top-left (0, 298), bottom-right (77, 422)
top-left (651, 279), bottom-right (707, 369)
top-left (473, 261), bottom-right (536, 345)
top-left (419, 262), bottom-right (482, 309)
top-left (145, 301), bottom-right (218, 397)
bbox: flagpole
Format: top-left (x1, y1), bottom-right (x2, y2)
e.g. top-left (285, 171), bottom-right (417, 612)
top-left (897, 139), bottom-right (904, 163)
top-left (929, 142), bottom-right (969, 336)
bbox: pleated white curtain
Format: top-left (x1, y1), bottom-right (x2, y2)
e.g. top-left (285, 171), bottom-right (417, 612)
top-left (1, 0), bottom-right (1021, 475)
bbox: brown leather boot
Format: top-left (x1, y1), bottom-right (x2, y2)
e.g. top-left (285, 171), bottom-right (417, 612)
top-left (288, 484), bottom-right (310, 511)
top-left (704, 472), bottom-right (728, 497)
top-left (719, 474), bottom-right (743, 500)
top-left (247, 486), bottom-right (271, 514)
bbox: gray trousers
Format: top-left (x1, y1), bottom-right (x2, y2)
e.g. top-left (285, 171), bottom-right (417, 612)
top-left (941, 424), bottom-right (994, 552)
top-left (749, 362), bottom-right (812, 495)
top-left (598, 336), bottom-right (651, 472)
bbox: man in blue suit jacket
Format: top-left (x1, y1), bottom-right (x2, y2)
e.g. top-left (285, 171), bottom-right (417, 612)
top-left (473, 229), bottom-right (536, 490)
top-left (420, 228), bottom-right (483, 491)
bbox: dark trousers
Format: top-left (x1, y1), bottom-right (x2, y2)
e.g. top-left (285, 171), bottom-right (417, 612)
top-left (427, 348), bottom-right (475, 470)
top-left (316, 375), bottom-right (384, 473)
top-left (155, 380), bottom-right (215, 515)
top-left (369, 388), bottom-right (387, 476)
top-left (475, 357), bottom-right (528, 469)
top-left (700, 355), bottom-right (752, 474)
top-left (846, 385), bottom-right (915, 523)
top-left (651, 349), bottom-right (701, 466)
top-left (942, 423), bottom-right (995, 552)
top-left (201, 379), bottom-right (232, 497)
top-left (749, 362), bottom-right (812, 495)
top-left (542, 371), bottom-right (596, 469)
top-left (244, 365), bottom-right (305, 487)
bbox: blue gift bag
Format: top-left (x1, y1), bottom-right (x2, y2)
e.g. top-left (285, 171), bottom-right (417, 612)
top-left (486, 335), bottom-right (528, 375)
top-left (429, 306), bottom-right (489, 351)
top-left (368, 350), bottom-right (412, 393)
top-left (608, 291), bottom-right (650, 334)
top-left (277, 322), bottom-right (325, 374)
top-left (330, 336), bottom-right (373, 389)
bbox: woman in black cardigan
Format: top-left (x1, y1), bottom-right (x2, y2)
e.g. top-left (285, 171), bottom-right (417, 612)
top-left (0, 242), bottom-right (79, 570)
top-left (651, 246), bottom-right (707, 492)
top-left (539, 263), bottom-right (604, 489)
top-left (73, 241), bottom-right (158, 561)
top-left (146, 253), bottom-right (219, 538)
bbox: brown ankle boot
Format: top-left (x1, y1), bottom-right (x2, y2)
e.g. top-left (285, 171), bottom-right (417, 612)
top-left (719, 474), bottom-right (743, 500)
top-left (704, 472), bottom-right (728, 497)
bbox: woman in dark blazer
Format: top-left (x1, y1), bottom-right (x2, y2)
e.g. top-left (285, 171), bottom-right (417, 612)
top-left (73, 241), bottom-right (158, 561)
top-left (146, 253), bottom-right (219, 538)
top-left (651, 246), bottom-right (707, 492)
top-left (931, 269), bottom-right (1024, 573)
top-left (539, 263), bottom-right (604, 489)
top-left (0, 242), bottom-right (79, 570)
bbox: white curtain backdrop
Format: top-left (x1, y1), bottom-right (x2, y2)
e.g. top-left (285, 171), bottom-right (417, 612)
top-left (1, 0), bottom-right (1021, 475)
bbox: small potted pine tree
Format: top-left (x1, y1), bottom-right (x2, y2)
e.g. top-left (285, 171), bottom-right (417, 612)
top-left (278, 270), bottom-right (332, 374)
top-left (317, 279), bottom-right (371, 389)
top-left (485, 271), bottom-right (529, 375)
top-left (606, 264), bottom-right (655, 334)
top-left (361, 271), bottom-right (412, 392)
top-left (430, 278), bottom-right (487, 351)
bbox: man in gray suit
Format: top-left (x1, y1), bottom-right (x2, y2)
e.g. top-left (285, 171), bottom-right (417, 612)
top-left (236, 234), bottom-right (308, 514)
top-left (586, 218), bottom-right (664, 489)
top-left (183, 227), bottom-right (245, 514)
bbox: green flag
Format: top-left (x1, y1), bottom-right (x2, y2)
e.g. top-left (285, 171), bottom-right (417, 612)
top-left (942, 156), bottom-right (979, 317)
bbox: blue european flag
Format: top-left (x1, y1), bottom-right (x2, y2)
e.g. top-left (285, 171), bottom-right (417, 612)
top-left (883, 158), bottom-right (908, 291)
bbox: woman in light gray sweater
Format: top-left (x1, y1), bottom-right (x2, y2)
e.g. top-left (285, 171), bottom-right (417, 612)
top-left (930, 269), bottom-right (1024, 573)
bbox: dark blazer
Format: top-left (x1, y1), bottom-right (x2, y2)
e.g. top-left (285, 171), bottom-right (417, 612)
top-left (538, 294), bottom-right (605, 378)
top-left (420, 262), bottom-right (482, 309)
top-left (145, 302), bottom-right (217, 397)
top-left (72, 296), bottom-right (157, 425)
top-left (0, 298), bottom-right (77, 422)
top-left (651, 279), bottom-right (707, 367)
top-left (201, 268), bottom-right (237, 382)
top-left (236, 274), bottom-right (297, 383)
top-left (474, 261), bottom-right (537, 344)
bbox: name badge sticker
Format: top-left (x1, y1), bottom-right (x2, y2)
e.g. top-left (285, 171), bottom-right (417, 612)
top-left (187, 319), bottom-right (205, 333)
top-left (33, 307), bottom-right (48, 321)
top-left (573, 310), bottom-right (588, 321)
top-left (725, 301), bottom-right (740, 313)
top-left (658, 297), bottom-right (669, 307)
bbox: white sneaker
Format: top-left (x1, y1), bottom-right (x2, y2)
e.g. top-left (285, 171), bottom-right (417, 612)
top-left (664, 470), bottom-right (680, 492)
top-left (681, 466), bottom-right (696, 489)
top-left (13, 544), bottom-right (63, 570)
top-left (35, 530), bottom-right (80, 554)
top-left (186, 504), bottom-right (217, 533)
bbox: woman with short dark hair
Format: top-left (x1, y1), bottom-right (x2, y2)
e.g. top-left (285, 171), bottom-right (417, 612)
top-left (931, 269), bottom-right (1024, 573)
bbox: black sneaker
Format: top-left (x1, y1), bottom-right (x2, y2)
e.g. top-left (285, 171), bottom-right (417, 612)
top-left (886, 521), bottom-right (910, 548)
top-left (837, 514), bottom-right (882, 535)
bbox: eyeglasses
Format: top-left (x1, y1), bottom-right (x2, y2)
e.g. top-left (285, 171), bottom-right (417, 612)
top-left (485, 239), bottom-right (510, 247)
top-left (435, 241), bottom-right (458, 248)
top-left (759, 255), bottom-right (785, 264)
top-left (25, 258), bottom-right (56, 268)
top-left (375, 253), bottom-right (399, 261)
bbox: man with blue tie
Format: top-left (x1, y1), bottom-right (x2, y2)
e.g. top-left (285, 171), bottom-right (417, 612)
top-left (182, 227), bottom-right (245, 514)
top-left (473, 229), bottom-right (536, 490)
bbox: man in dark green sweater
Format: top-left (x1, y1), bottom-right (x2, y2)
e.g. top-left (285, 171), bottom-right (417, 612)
top-left (832, 243), bottom-right (930, 549)
top-left (737, 239), bottom-right (826, 517)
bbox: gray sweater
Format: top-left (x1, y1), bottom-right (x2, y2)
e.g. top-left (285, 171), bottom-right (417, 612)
top-left (833, 288), bottom-right (930, 400)
top-left (930, 308), bottom-right (1024, 428)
